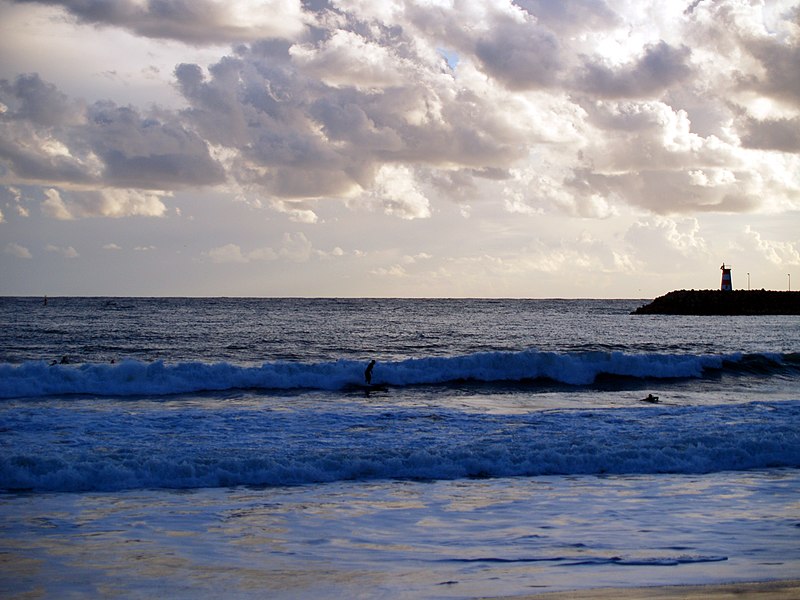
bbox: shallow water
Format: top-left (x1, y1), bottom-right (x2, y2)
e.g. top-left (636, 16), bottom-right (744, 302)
top-left (3, 471), bottom-right (799, 599)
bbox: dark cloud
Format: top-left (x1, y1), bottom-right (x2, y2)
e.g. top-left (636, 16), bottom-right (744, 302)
top-left (741, 116), bottom-right (800, 152)
top-left (743, 37), bottom-right (800, 105)
top-left (576, 41), bottom-right (693, 98)
top-left (0, 73), bottom-right (83, 127)
top-left (474, 19), bottom-right (564, 90)
top-left (598, 170), bottom-right (762, 215)
top-left (514, 0), bottom-right (619, 32)
top-left (85, 101), bottom-right (226, 188)
top-left (0, 73), bottom-right (225, 194)
top-left (12, 0), bottom-right (306, 44)
top-left (172, 38), bottom-right (533, 202)
top-left (174, 55), bottom-right (362, 198)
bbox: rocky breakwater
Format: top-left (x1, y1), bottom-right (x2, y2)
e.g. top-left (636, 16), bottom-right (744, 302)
top-left (632, 290), bottom-right (800, 315)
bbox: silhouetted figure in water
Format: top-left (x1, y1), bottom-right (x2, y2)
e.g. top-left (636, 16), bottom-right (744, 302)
top-left (642, 393), bottom-right (659, 403)
top-left (364, 360), bottom-right (376, 385)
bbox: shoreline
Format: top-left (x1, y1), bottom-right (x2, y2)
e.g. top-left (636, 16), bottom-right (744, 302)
top-left (483, 579), bottom-right (800, 599)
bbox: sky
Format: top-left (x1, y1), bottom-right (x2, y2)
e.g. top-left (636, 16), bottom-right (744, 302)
top-left (0, 0), bottom-right (798, 298)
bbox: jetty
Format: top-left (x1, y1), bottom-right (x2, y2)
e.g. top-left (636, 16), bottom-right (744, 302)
top-left (632, 290), bottom-right (800, 315)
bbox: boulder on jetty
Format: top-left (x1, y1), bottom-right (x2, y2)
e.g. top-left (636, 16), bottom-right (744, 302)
top-left (632, 290), bottom-right (800, 315)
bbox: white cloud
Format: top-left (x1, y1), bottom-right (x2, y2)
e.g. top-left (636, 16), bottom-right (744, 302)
top-left (39, 187), bottom-right (169, 220)
top-left (207, 243), bottom-right (247, 263)
top-left (41, 188), bottom-right (73, 220)
top-left (290, 29), bottom-right (409, 90)
top-left (45, 244), bottom-right (78, 258)
top-left (206, 235), bottom-right (315, 264)
top-left (4, 242), bottom-right (32, 258)
top-left (371, 165), bottom-right (432, 220)
top-left (402, 252), bottom-right (433, 264)
top-left (736, 225), bottom-right (800, 265)
top-left (625, 216), bottom-right (710, 271)
top-left (279, 232), bottom-right (313, 262)
top-left (371, 264), bottom-right (408, 278)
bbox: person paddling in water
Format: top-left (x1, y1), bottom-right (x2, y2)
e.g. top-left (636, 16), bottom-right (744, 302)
top-left (364, 360), bottom-right (376, 385)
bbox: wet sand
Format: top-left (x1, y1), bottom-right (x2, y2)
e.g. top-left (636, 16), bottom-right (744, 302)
top-left (485, 580), bottom-right (800, 599)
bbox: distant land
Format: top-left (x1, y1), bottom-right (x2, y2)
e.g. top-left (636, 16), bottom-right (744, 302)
top-left (632, 290), bottom-right (800, 315)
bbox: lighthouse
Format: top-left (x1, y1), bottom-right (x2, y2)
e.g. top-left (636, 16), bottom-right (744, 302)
top-left (720, 263), bottom-right (732, 291)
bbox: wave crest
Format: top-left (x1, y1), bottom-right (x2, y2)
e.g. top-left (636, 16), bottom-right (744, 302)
top-left (0, 350), bottom-right (795, 399)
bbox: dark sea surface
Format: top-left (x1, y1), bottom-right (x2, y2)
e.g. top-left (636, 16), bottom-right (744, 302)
top-left (1, 297), bottom-right (798, 598)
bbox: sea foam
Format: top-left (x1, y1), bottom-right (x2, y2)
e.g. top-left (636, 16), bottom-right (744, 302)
top-left (2, 400), bottom-right (799, 492)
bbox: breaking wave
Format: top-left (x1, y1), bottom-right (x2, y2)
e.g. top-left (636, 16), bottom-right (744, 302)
top-left (0, 350), bottom-right (797, 399)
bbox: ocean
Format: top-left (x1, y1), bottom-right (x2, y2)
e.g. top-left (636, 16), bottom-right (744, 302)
top-left (1, 297), bottom-right (798, 598)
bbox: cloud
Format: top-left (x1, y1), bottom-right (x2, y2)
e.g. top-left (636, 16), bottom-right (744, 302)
top-left (371, 264), bottom-right (408, 278)
top-left (740, 26), bottom-right (800, 106)
top-left (576, 41), bottom-right (693, 99)
top-left (370, 165), bottom-right (431, 220)
top-left (290, 29), bottom-right (409, 90)
top-left (736, 225), bottom-right (800, 266)
top-left (4, 242), bottom-right (32, 258)
top-left (473, 12), bottom-right (564, 90)
top-left (515, 0), bottom-right (619, 32)
top-left (3, 186), bottom-right (30, 217)
top-left (279, 232), bottom-right (313, 262)
top-left (41, 188), bottom-right (72, 220)
top-left (625, 216), bottom-right (710, 270)
top-left (207, 243), bottom-right (249, 263)
top-left (741, 116), bottom-right (800, 152)
top-left (12, 0), bottom-right (308, 44)
top-left (84, 101), bottom-right (226, 189)
top-left (270, 200), bottom-right (319, 223)
top-left (2, 0), bottom-right (799, 226)
top-left (0, 73), bottom-right (224, 215)
top-left (45, 244), bottom-right (78, 258)
top-left (205, 233), bottom-right (315, 264)
top-left (40, 187), bottom-right (169, 219)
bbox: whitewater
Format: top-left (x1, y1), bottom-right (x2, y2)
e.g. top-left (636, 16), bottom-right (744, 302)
top-left (1, 297), bottom-right (799, 598)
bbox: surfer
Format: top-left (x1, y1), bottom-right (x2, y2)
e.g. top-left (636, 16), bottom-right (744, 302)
top-left (642, 393), bottom-right (659, 403)
top-left (364, 360), bottom-right (376, 385)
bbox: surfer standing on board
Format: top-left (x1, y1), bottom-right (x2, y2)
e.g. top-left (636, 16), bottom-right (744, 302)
top-left (364, 360), bottom-right (376, 385)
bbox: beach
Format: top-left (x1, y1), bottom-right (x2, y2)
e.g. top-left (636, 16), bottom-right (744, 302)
top-left (489, 580), bottom-right (800, 599)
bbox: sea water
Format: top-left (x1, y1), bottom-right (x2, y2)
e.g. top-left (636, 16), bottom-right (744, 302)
top-left (0, 298), bottom-right (798, 598)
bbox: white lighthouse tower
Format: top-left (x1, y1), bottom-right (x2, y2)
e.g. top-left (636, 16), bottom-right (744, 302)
top-left (720, 263), bottom-right (732, 291)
